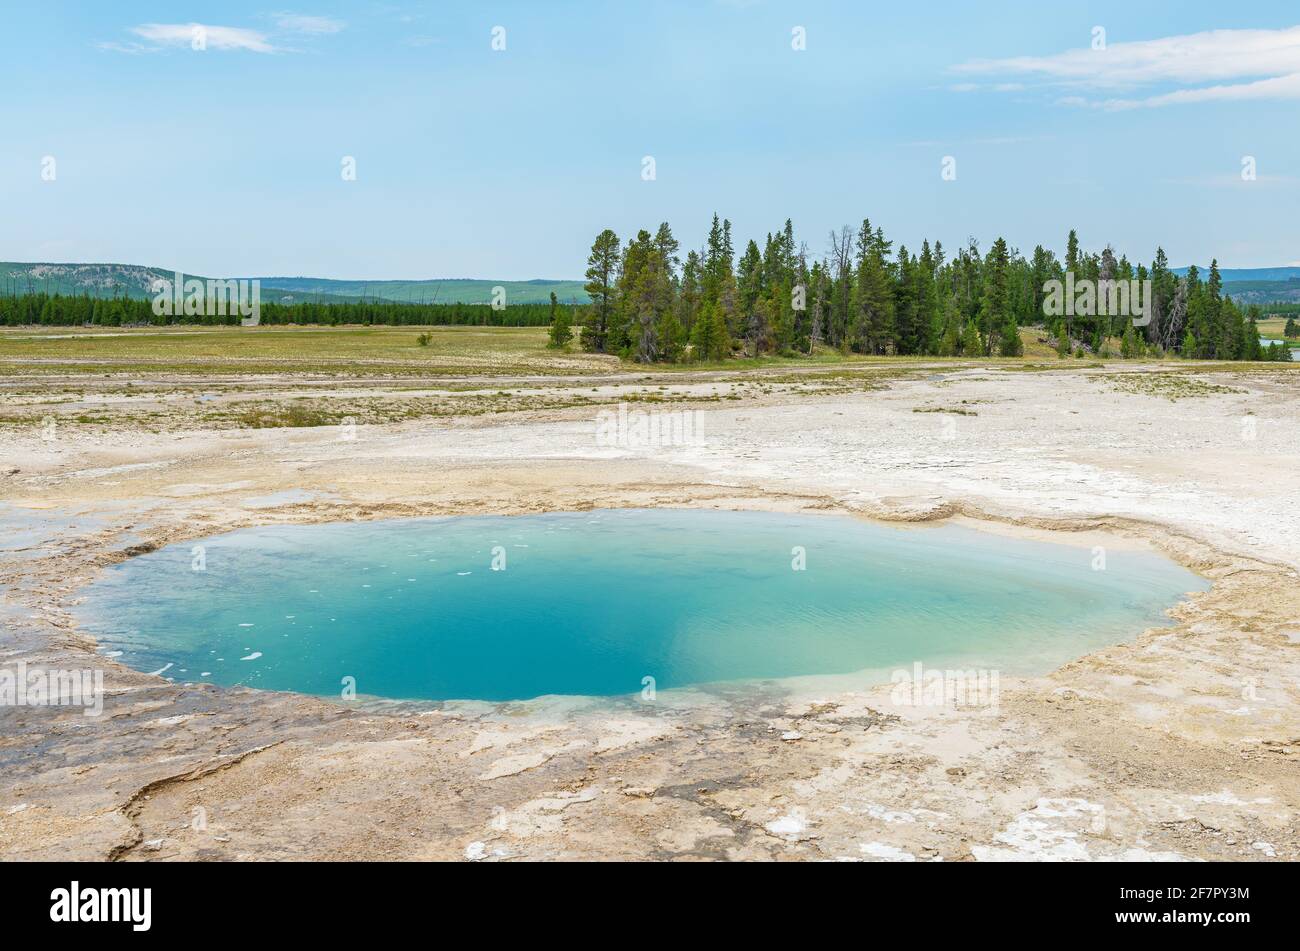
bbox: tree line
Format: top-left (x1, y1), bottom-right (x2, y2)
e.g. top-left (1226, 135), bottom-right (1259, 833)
top-left (573, 216), bottom-right (1292, 363)
top-left (2, 221), bottom-right (1293, 366)
top-left (0, 294), bottom-right (573, 328)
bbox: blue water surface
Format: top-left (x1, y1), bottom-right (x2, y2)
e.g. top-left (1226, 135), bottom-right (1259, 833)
top-left (76, 509), bottom-right (1207, 702)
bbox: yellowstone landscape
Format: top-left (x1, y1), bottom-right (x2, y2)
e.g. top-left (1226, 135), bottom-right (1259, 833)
top-left (2, 325), bottom-right (1297, 862)
top-left (8, 6), bottom-right (1300, 912)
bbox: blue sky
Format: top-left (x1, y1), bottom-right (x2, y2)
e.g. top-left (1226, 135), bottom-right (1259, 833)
top-left (2, 1), bottom-right (1297, 278)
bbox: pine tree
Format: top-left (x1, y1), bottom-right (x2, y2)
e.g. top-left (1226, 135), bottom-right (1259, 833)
top-left (938, 315), bottom-right (959, 356)
top-left (1150, 247), bottom-right (1176, 348)
top-left (1098, 246), bottom-right (1119, 338)
top-left (1063, 229), bottom-right (1080, 343)
top-left (808, 261), bottom-right (826, 353)
top-left (999, 316), bottom-right (1023, 356)
top-left (793, 253), bottom-right (812, 353)
top-left (657, 307), bottom-right (684, 362)
top-left (580, 229), bottom-right (620, 352)
top-left (1206, 260), bottom-right (1233, 359)
top-left (980, 238), bottom-right (1012, 356)
top-left (546, 291), bottom-right (572, 349)
top-left (746, 296), bottom-right (772, 357)
top-left (1120, 323), bottom-right (1137, 358)
top-left (716, 267), bottom-right (740, 341)
top-left (690, 300), bottom-right (729, 362)
top-left (1221, 297), bottom-right (1246, 361)
top-left (852, 225), bottom-right (895, 354)
top-left (737, 240), bottom-right (763, 326)
top-left (678, 250), bottom-right (702, 335)
top-left (773, 280), bottom-right (795, 354)
top-left (688, 300), bottom-right (713, 360)
top-left (917, 240), bottom-right (940, 354)
top-left (703, 215), bottom-right (723, 299)
top-left (893, 247), bottom-right (920, 354)
top-left (653, 222), bottom-right (680, 275)
top-left (1029, 244), bottom-right (1053, 324)
top-left (1244, 313), bottom-right (1263, 361)
top-left (1183, 266), bottom-right (1208, 357)
top-left (1169, 276), bottom-right (1189, 353)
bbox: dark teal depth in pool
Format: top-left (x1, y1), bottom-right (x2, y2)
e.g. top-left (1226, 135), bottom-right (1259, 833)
top-left (77, 509), bottom-right (1207, 703)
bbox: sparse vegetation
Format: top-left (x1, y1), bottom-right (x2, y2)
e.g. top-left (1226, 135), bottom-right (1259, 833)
top-left (3, 324), bottom-right (1292, 438)
top-left (1100, 373), bottom-right (1244, 401)
top-left (913, 406), bottom-right (978, 416)
top-left (234, 405), bottom-right (339, 429)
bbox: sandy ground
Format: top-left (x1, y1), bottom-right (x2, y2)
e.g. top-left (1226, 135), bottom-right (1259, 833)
top-left (1, 362), bottom-right (1298, 861)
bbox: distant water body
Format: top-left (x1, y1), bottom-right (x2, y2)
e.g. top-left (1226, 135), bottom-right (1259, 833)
top-left (76, 509), bottom-right (1207, 703)
top-left (1259, 338), bottom-right (1300, 360)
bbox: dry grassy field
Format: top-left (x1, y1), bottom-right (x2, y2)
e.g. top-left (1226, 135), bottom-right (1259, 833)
top-left (2, 324), bottom-right (1293, 435)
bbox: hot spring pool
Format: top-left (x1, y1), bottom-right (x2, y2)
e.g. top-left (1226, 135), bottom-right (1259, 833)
top-left (76, 509), bottom-right (1207, 703)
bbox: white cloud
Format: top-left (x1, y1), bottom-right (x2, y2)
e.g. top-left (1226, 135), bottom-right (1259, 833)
top-left (131, 23), bottom-right (276, 53)
top-left (1100, 70), bottom-right (1300, 110)
top-left (95, 40), bottom-right (157, 55)
top-left (274, 14), bottom-right (345, 35)
top-left (954, 25), bottom-right (1300, 108)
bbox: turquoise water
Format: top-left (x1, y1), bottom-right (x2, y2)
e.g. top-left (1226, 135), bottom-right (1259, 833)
top-left (76, 509), bottom-right (1207, 703)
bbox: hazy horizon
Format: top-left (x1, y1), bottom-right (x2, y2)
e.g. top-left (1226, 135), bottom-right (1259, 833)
top-left (3, 259), bottom-right (1298, 285)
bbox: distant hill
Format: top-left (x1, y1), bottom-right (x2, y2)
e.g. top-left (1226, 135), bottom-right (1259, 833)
top-left (1168, 266), bottom-right (1300, 304)
top-left (251, 276), bottom-right (589, 306)
top-left (6, 260), bottom-right (1297, 307)
top-left (1171, 266), bottom-right (1300, 283)
top-left (0, 263), bottom-right (588, 306)
top-left (0, 262), bottom-right (177, 300)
